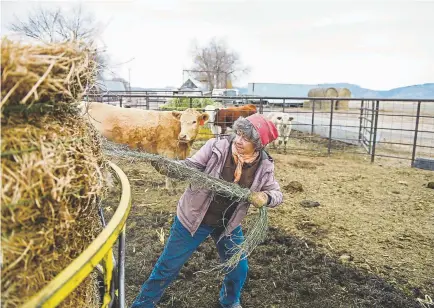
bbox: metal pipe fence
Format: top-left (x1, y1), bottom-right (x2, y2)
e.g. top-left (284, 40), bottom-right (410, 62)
top-left (85, 94), bottom-right (434, 169)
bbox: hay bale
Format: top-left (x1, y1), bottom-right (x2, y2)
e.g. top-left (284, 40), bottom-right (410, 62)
top-left (1, 38), bottom-right (107, 307)
top-left (1, 38), bottom-right (95, 107)
top-left (306, 87), bottom-right (339, 110)
top-left (302, 99), bottom-right (312, 109)
top-left (336, 87), bottom-right (351, 110)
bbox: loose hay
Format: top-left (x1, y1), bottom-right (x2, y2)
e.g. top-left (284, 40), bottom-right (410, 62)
top-left (103, 141), bottom-right (268, 273)
top-left (1, 38), bottom-right (107, 307)
top-left (1, 38), bottom-right (95, 108)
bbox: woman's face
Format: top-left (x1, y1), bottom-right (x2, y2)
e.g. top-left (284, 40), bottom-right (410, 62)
top-left (234, 131), bottom-right (256, 155)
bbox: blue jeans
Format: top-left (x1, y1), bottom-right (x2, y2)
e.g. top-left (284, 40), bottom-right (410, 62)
top-left (131, 216), bottom-right (248, 308)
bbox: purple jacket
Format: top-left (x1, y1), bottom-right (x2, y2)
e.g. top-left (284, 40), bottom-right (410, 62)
top-left (177, 136), bottom-right (283, 238)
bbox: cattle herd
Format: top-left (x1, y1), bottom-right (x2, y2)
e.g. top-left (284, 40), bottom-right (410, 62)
top-left (80, 101), bottom-right (294, 187)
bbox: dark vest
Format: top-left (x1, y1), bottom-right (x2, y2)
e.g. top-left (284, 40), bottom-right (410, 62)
top-left (202, 143), bottom-right (261, 229)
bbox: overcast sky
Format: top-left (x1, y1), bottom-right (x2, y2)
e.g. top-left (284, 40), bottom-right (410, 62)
top-left (1, 0), bottom-right (433, 90)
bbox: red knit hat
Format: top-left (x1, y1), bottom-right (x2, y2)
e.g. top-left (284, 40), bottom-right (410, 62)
top-left (246, 114), bottom-right (279, 146)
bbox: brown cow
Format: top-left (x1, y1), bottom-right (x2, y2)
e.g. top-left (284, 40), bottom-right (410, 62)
top-left (81, 102), bottom-right (209, 188)
top-left (214, 104), bottom-right (257, 134)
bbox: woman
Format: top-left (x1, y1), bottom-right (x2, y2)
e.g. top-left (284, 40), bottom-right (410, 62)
top-left (131, 113), bottom-right (283, 308)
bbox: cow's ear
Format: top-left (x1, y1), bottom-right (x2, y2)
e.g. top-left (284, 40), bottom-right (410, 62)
top-left (199, 113), bottom-right (209, 125)
top-left (289, 117), bottom-right (294, 121)
top-left (172, 111), bottom-right (182, 120)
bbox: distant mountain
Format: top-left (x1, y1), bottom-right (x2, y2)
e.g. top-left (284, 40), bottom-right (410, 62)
top-left (235, 83), bottom-right (434, 99)
top-left (321, 83), bottom-right (434, 99)
top-left (131, 83), bottom-right (434, 99)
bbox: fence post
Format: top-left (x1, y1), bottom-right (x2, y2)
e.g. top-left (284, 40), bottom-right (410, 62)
top-left (282, 98), bottom-right (285, 113)
top-left (119, 96), bottom-right (123, 108)
top-left (189, 97), bottom-right (193, 109)
top-left (118, 228), bottom-right (126, 308)
top-left (370, 100), bottom-right (380, 163)
top-left (311, 99), bottom-right (315, 135)
top-left (411, 101), bottom-right (422, 167)
top-left (259, 99), bottom-right (263, 114)
top-left (145, 92), bottom-right (149, 110)
top-left (358, 100), bottom-right (364, 143)
top-left (368, 101), bottom-right (375, 154)
top-left (327, 100), bottom-right (334, 155)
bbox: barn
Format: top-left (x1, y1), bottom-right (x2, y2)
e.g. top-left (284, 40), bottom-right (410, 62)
top-left (179, 77), bottom-right (210, 94)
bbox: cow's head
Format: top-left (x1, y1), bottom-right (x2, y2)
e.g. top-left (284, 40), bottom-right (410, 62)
top-left (274, 114), bottom-right (294, 136)
top-left (204, 105), bottom-right (218, 123)
top-left (172, 108), bottom-right (210, 143)
top-left (275, 115), bottom-right (294, 127)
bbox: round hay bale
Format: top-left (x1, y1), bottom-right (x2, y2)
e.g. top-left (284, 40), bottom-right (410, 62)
top-left (307, 87), bottom-right (338, 110)
top-left (303, 99), bottom-right (313, 109)
top-left (336, 87), bottom-right (351, 110)
top-left (1, 38), bottom-right (107, 307)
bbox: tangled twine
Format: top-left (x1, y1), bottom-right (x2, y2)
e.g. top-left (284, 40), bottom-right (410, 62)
top-left (102, 141), bottom-right (268, 271)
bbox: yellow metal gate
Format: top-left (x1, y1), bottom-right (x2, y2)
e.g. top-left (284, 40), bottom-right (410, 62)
top-left (22, 161), bottom-right (132, 308)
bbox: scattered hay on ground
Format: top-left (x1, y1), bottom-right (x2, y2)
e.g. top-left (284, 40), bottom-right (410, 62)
top-left (106, 148), bottom-right (433, 307)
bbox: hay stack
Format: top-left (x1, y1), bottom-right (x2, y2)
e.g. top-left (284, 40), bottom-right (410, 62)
top-left (1, 38), bottom-right (107, 307)
top-left (305, 87), bottom-right (339, 110)
top-left (336, 87), bottom-right (351, 110)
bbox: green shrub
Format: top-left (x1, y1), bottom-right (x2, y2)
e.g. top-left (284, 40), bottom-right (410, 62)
top-left (160, 97), bottom-right (218, 111)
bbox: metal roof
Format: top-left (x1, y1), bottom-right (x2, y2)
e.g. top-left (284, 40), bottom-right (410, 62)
top-left (99, 80), bottom-right (127, 92)
top-left (180, 78), bottom-right (209, 91)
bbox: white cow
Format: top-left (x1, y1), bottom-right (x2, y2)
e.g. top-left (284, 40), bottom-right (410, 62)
top-left (264, 112), bottom-right (294, 150)
top-left (204, 105), bottom-right (222, 136)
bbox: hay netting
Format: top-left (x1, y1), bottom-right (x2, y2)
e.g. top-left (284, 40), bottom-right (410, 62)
top-left (103, 140), bottom-right (268, 272)
top-left (1, 38), bottom-right (107, 307)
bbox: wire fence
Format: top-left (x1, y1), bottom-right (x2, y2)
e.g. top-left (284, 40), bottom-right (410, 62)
top-left (85, 93), bottom-right (434, 169)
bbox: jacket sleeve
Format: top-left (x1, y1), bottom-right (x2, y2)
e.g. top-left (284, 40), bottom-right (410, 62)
top-left (261, 168), bottom-right (283, 208)
top-left (180, 138), bottom-right (216, 171)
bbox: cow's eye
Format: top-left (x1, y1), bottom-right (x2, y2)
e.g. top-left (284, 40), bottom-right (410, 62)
top-left (193, 121), bottom-right (197, 124)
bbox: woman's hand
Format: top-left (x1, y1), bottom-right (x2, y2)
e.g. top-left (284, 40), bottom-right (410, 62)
top-left (248, 192), bottom-right (269, 208)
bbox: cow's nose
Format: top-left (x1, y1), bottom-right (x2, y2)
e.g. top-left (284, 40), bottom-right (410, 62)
top-left (179, 134), bottom-right (187, 140)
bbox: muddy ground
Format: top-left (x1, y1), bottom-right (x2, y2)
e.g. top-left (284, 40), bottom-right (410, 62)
top-left (103, 136), bottom-right (434, 308)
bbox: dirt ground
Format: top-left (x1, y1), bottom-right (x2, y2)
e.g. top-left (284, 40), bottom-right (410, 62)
top-left (103, 136), bottom-right (434, 308)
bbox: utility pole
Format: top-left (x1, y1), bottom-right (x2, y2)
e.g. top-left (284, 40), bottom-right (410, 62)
top-left (128, 68), bottom-right (131, 103)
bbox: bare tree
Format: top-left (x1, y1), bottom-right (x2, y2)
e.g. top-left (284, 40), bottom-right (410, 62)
top-left (190, 37), bottom-right (250, 90)
top-left (9, 4), bottom-right (98, 43)
top-left (9, 4), bottom-right (108, 79)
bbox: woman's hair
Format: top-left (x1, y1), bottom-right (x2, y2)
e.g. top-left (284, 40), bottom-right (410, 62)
top-left (232, 117), bottom-right (263, 150)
